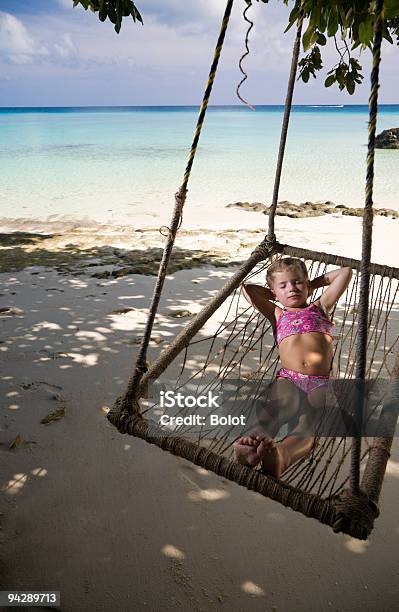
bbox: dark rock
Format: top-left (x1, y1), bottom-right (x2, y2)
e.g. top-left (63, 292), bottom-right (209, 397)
top-left (378, 209), bottom-right (399, 218)
top-left (287, 210), bottom-right (321, 218)
top-left (272, 201), bottom-right (327, 218)
top-left (227, 198), bottom-right (399, 221)
top-left (168, 309), bottom-right (193, 318)
top-left (342, 207), bottom-right (399, 218)
top-left (375, 128), bottom-right (399, 149)
top-left (251, 202), bottom-right (266, 211)
top-left (342, 208), bottom-right (363, 217)
top-left (226, 201), bottom-right (267, 213)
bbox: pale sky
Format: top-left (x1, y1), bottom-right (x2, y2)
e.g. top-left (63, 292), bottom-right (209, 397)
top-left (0, 0), bottom-right (398, 106)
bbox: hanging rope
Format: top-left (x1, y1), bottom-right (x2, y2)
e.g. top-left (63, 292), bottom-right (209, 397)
top-left (350, 0), bottom-right (385, 497)
top-left (181, 0), bottom-right (235, 190)
top-left (113, 0), bottom-right (235, 413)
top-left (236, 1), bottom-right (256, 110)
top-left (267, 15), bottom-right (303, 241)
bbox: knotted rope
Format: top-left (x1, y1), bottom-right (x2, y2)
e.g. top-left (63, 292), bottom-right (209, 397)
top-left (251, 235), bottom-right (278, 259)
top-left (350, 0), bottom-right (385, 497)
top-left (236, 1), bottom-right (256, 110)
top-left (333, 489), bottom-right (380, 540)
top-left (267, 15), bottom-right (303, 241)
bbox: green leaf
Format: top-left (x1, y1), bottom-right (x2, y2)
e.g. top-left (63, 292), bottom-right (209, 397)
top-left (358, 18), bottom-right (373, 45)
top-left (383, 28), bottom-right (394, 43)
top-left (347, 80), bottom-right (355, 95)
top-left (327, 10), bottom-right (339, 37)
top-left (319, 9), bottom-right (327, 32)
top-left (385, 0), bottom-right (399, 20)
top-left (302, 21), bottom-right (317, 51)
top-left (284, 5), bottom-right (300, 33)
top-left (99, 6), bottom-right (107, 21)
top-left (72, 0), bottom-right (143, 31)
top-left (325, 74), bottom-right (336, 87)
top-left (108, 4), bottom-right (117, 24)
top-left (309, 5), bottom-right (321, 30)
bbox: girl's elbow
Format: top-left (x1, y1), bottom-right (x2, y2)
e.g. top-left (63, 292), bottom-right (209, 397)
top-left (344, 267), bottom-right (353, 287)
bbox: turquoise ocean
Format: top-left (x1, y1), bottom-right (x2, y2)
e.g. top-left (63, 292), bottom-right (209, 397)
top-left (0, 105), bottom-right (398, 228)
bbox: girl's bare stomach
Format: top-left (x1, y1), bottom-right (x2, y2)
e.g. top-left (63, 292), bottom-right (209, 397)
top-left (278, 333), bottom-right (333, 376)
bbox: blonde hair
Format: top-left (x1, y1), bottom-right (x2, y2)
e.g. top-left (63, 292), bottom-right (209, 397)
top-left (266, 257), bottom-right (309, 288)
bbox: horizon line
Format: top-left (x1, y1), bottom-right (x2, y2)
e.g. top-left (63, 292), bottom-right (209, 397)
top-left (1, 102), bottom-right (398, 109)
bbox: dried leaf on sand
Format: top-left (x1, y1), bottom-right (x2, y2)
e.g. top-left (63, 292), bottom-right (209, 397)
top-left (9, 434), bottom-right (22, 450)
top-left (40, 408), bottom-right (66, 425)
top-left (169, 310), bottom-right (193, 318)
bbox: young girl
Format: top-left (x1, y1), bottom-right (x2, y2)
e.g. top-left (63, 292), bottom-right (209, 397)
top-left (234, 257), bottom-right (352, 478)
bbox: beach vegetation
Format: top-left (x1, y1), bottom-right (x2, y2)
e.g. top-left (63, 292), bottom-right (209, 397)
top-left (253, 0), bottom-right (399, 94)
top-left (73, 0), bottom-right (399, 94)
top-left (72, 0), bottom-right (143, 33)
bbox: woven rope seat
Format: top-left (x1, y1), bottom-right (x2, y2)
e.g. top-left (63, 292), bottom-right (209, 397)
top-left (107, 0), bottom-right (398, 540)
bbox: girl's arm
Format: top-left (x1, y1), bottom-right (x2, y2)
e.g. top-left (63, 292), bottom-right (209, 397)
top-left (311, 267), bottom-right (353, 312)
top-left (241, 284), bottom-right (277, 323)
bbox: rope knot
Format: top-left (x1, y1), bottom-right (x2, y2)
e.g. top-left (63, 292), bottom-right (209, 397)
top-left (251, 235), bottom-right (277, 259)
top-left (159, 225), bottom-right (171, 237)
top-left (175, 187), bottom-right (188, 209)
top-left (333, 489), bottom-right (379, 539)
top-left (136, 363), bottom-right (148, 375)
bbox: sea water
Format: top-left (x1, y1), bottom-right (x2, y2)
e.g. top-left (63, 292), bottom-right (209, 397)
top-left (0, 105), bottom-right (398, 228)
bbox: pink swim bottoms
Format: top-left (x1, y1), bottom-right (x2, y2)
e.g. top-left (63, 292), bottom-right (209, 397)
top-left (276, 368), bottom-right (330, 395)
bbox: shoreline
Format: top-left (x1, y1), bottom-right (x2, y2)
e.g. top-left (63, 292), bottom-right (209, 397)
top-left (1, 206), bottom-right (399, 275)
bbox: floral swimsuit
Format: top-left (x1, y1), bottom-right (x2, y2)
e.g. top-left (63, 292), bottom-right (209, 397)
top-left (275, 303), bottom-right (333, 394)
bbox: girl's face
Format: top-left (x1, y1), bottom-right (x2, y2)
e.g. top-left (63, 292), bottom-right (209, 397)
top-left (270, 267), bottom-right (310, 308)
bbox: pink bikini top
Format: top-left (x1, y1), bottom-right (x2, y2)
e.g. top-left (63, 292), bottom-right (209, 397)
top-left (275, 302), bottom-right (333, 346)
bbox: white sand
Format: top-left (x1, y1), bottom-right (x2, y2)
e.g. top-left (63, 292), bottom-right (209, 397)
top-left (1, 212), bottom-right (399, 611)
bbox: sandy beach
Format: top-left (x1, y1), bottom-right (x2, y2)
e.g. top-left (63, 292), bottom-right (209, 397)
top-left (1, 206), bottom-right (398, 611)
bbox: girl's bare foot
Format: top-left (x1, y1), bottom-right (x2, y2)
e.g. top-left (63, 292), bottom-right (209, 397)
top-left (257, 434), bottom-right (315, 479)
top-left (257, 437), bottom-right (290, 479)
top-left (234, 435), bottom-right (262, 467)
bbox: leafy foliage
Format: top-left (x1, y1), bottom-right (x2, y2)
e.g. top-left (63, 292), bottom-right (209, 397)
top-left (283, 0), bottom-right (399, 94)
top-left (73, 0), bottom-right (399, 94)
top-left (72, 0), bottom-right (143, 33)
top-left (297, 44), bottom-right (322, 82)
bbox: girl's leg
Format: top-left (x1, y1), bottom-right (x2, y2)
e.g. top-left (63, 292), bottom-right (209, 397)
top-left (255, 377), bottom-right (303, 437)
top-left (258, 386), bottom-right (329, 478)
top-left (234, 378), bottom-right (302, 466)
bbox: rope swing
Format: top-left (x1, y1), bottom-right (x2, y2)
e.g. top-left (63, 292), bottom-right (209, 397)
top-left (108, 0), bottom-right (398, 540)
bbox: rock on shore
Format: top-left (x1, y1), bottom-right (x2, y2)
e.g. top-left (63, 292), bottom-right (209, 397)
top-left (226, 200), bottom-right (399, 219)
top-left (375, 127), bottom-right (399, 149)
